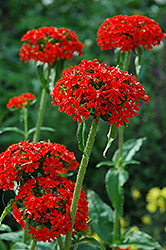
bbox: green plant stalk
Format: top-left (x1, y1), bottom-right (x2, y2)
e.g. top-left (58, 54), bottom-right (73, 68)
top-left (32, 88), bottom-right (47, 142)
top-left (23, 107), bottom-right (28, 140)
top-left (30, 239), bottom-right (37, 250)
top-left (57, 235), bottom-right (64, 250)
top-left (22, 219), bottom-right (28, 244)
top-left (64, 116), bottom-right (100, 250)
top-left (113, 51), bottom-right (131, 250)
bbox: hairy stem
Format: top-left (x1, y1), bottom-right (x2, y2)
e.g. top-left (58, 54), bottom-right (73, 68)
top-left (30, 239), bottom-right (37, 250)
top-left (113, 51), bottom-right (131, 250)
top-left (57, 235), bottom-right (64, 250)
top-left (64, 116), bottom-right (100, 250)
top-left (23, 107), bottom-right (28, 140)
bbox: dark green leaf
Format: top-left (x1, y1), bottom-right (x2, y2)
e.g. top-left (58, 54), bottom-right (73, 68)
top-left (105, 168), bottom-right (128, 216)
top-left (0, 199), bottom-right (14, 225)
top-left (0, 127), bottom-right (25, 135)
top-left (112, 137), bottom-right (146, 162)
top-left (103, 124), bottom-right (117, 158)
top-left (0, 239), bottom-right (8, 250)
top-left (76, 119), bottom-right (86, 152)
top-left (87, 190), bottom-right (114, 245)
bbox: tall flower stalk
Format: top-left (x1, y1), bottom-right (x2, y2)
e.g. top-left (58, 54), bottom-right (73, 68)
top-left (64, 116), bottom-right (100, 250)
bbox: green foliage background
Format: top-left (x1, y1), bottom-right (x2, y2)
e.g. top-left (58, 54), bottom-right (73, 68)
top-left (0, 0), bottom-right (166, 247)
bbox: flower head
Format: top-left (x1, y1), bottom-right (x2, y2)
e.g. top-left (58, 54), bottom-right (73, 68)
top-left (13, 178), bottom-right (88, 242)
top-left (7, 92), bottom-right (35, 109)
top-left (19, 26), bottom-right (84, 65)
top-left (51, 59), bottom-right (150, 127)
top-left (0, 140), bottom-right (79, 191)
top-left (97, 15), bottom-right (165, 52)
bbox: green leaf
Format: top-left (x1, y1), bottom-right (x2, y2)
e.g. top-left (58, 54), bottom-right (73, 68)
top-left (87, 190), bottom-right (114, 245)
top-left (79, 237), bottom-right (102, 247)
top-left (36, 241), bottom-right (56, 250)
top-left (120, 231), bottom-right (163, 250)
top-left (0, 231), bottom-right (23, 242)
top-left (77, 242), bottom-right (103, 250)
top-left (0, 239), bottom-right (8, 250)
top-left (134, 55), bottom-right (141, 75)
top-left (0, 127), bottom-right (25, 135)
top-left (28, 126), bottom-right (55, 135)
top-left (96, 161), bottom-right (116, 168)
top-left (10, 242), bottom-right (29, 250)
top-left (36, 62), bottom-right (47, 90)
top-left (112, 137), bottom-right (146, 162)
top-left (0, 199), bottom-right (14, 225)
top-left (105, 168), bottom-right (128, 216)
top-left (0, 224), bottom-right (12, 232)
top-left (76, 119), bottom-right (86, 153)
top-left (103, 124), bottom-right (117, 158)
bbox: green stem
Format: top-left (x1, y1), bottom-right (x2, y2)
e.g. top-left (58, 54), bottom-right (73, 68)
top-left (64, 116), bottom-right (100, 250)
top-left (23, 107), bottom-right (28, 140)
top-left (32, 88), bottom-right (47, 142)
top-left (123, 50), bottom-right (131, 71)
top-left (57, 235), bottom-right (64, 250)
top-left (30, 239), bottom-right (37, 250)
top-left (112, 51), bottom-right (131, 250)
top-left (119, 125), bottom-right (124, 162)
top-left (22, 219), bottom-right (28, 244)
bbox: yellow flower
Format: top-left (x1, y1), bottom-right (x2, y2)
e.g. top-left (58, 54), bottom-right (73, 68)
top-left (157, 197), bottom-right (165, 213)
top-left (130, 244), bottom-right (138, 250)
top-left (161, 187), bottom-right (166, 198)
top-left (146, 202), bottom-right (157, 213)
top-left (141, 215), bottom-right (152, 225)
top-left (146, 187), bottom-right (160, 203)
top-left (131, 188), bottom-right (141, 200)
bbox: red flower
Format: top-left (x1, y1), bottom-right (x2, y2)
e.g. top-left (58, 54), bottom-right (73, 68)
top-left (12, 203), bottom-right (26, 229)
top-left (97, 15), bottom-right (165, 52)
top-left (19, 26), bottom-right (84, 65)
top-left (118, 248), bottom-right (130, 250)
top-left (0, 141), bottom-right (79, 191)
top-left (16, 178), bottom-right (89, 242)
top-left (7, 92), bottom-right (35, 109)
top-left (51, 59), bottom-right (150, 127)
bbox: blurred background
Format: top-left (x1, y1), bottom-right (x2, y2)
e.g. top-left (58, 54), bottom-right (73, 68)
top-left (0, 0), bottom-right (166, 248)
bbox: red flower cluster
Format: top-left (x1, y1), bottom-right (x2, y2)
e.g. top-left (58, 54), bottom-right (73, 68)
top-left (0, 140), bottom-right (79, 191)
top-left (51, 59), bottom-right (150, 127)
top-left (19, 26), bottom-right (84, 65)
top-left (97, 15), bottom-right (165, 52)
top-left (14, 178), bottom-right (88, 242)
top-left (0, 141), bottom-right (88, 242)
top-left (7, 92), bottom-right (35, 109)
